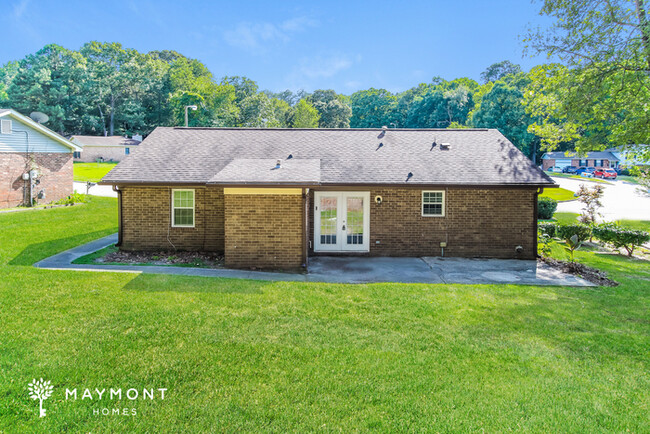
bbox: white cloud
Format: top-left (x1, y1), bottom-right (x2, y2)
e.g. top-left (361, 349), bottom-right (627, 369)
top-left (224, 16), bottom-right (318, 53)
top-left (12, 0), bottom-right (29, 18)
top-left (297, 54), bottom-right (353, 79)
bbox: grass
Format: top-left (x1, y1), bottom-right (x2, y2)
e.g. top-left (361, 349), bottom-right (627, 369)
top-left (541, 212), bottom-right (650, 233)
top-left (617, 175), bottom-right (640, 185)
top-left (1, 199), bottom-right (649, 431)
top-left (539, 187), bottom-right (576, 202)
top-left (73, 162), bottom-right (118, 182)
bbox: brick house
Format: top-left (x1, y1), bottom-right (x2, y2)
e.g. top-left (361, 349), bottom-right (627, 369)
top-left (101, 127), bottom-right (556, 270)
top-left (541, 151), bottom-right (620, 171)
top-left (70, 135), bottom-right (142, 162)
top-left (0, 109), bottom-right (82, 209)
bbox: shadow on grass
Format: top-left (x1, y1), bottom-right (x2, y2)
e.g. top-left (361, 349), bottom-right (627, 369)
top-left (8, 230), bottom-right (117, 266)
top-left (122, 273), bottom-right (265, 294)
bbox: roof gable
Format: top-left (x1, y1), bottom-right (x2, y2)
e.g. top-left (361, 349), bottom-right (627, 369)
top-left (103, 127), bottom-right (554, 187)
top-left (0, 109), bottom-right (82, 152)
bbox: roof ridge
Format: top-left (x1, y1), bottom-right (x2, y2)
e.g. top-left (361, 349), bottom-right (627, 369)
top-left (170, 127), bottom-right (491, 132)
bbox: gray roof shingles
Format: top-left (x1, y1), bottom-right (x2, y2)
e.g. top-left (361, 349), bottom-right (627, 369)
top-left (102, 127), bottom-right (555, 186)
top-left (70, 135), bottom-right (141, 147)
top-left (210, 158), bottom-right (321, 184)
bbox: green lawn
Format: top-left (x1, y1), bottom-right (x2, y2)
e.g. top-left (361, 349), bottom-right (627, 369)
top-left (1, 199), bottom-right (649, 431)
top-left (73, 162), bottom-right (118, 182)
top-left (539, 187), bottom-right (575, 202)
top-left (541, 212), bottom-right (650, 233)
top-left (549, 172), bottom-right (613, 184)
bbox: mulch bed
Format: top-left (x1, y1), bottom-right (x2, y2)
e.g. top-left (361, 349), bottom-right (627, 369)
top-left (101, 250), bottom-right (224, 268)
top-left (541, 257), bottom-right (618, 287)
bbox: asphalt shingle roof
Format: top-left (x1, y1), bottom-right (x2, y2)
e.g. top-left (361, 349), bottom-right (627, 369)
top-left (210, 159), bottom-right (321, 184)
top-left (542, 151), bottom-right (619, 161)
top-left (102, 127), bottom-right (554, 186)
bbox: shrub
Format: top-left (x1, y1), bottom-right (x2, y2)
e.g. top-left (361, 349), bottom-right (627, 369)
top-left (537, 197), bottom-right (558, 220)
top-left (593, 222), bottom-right (650, 257)
top-left (537, 231), bottom-right (553, 258)
top-left (53, 192), bottom-right (88, 205)
top-left (538, 222), bottom-right (557, 238)
top-left (556, 224), bottom-right (592, 243)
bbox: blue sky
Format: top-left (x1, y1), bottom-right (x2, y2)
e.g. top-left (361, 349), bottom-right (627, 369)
top-left (2, 0), bottom-right (551, 93)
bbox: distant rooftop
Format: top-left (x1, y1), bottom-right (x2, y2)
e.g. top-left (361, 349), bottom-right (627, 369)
top-left (70, 135), bottom-right (141, 147)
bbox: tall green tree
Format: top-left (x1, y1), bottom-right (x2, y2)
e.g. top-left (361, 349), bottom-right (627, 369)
top-left (350, 88), bottom-right (396, 128)
top-left (525, 0), bottom-right (650, 160)
top-left (480, 61), bottom-right (522, 83)
top-left (290, 99), bottom-right (320, 128)
top-left (308, 89), bottom-right (351, 128)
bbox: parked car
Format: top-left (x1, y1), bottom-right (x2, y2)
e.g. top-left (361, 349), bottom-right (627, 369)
top-left (594, 168), bottom-right (618, 179)
top-left (546, 166), bottom-right (563, 173)
top-left (575, 167), bottom-right (596, 176)
top-left (562, 166), bottom-right (579, 174)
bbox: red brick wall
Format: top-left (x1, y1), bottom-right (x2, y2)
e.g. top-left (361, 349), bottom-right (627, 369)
top-left (120, 186), bottom-right (224, 251)
top-left (224, 193), bottom-right (304, 270)
top-left (309, 188), bottom-right (537, 260)
top-left (542, 159), bottom-right (554, 170)
top-left (0, 152), bottom-right (73, 208)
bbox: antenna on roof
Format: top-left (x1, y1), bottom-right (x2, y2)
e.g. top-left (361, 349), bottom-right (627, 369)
top-left (29, 111), bottom-right (49, 124)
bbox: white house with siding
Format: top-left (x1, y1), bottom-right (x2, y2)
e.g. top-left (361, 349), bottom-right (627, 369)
top-left (0, 109), bottom-right (82, 208)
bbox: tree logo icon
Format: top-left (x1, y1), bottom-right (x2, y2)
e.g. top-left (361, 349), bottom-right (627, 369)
top-left (28, 378), bottom-right (54, 417)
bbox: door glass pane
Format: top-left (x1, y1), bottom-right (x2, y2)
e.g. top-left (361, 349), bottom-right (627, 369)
top-left (320, 197), bottom-right (337, 245)
top-left (346, 197), bottom-right (364, 245)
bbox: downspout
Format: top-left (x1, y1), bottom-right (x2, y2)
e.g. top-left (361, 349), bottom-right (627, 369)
top-left (302, 188), bottom-right (309, 270)
top-left (18, 129), bottom-right (31, 206)
top-left (113, 185), bottom-right (123, 247)
top-left (534, 187), bottom-right (543, 258)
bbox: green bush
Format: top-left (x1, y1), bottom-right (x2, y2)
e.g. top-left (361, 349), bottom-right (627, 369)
top-left (537, 197), bottom-right (558, 220)
top-left (53, 192), bottom-right (88, 205)
top-left (538, 222), bottom-right (557, 238)
top-left (593, 222), bottom-right (650, 257)
top-left (556, 224), bottom-right (591, 243)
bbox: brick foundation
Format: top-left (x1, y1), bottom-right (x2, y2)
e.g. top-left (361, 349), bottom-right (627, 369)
top-left (0, 152), bottom-right (73, 208)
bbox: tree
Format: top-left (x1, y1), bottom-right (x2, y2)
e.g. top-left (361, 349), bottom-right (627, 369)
top-left (290, 99), bottom-right (320, 128)
top-left (480, 61), bottom-right (522, 83)
top-left (7, 44), bottom-right (88, 134)
top-left (308, 89), bottom-right (351, 128)
top-left (472, 81), bottom-right (537, 157)
top-left (576, 184), bottom-right (605, 227)
top-left (350, 88), bottom-right (396, 128)
top-left (28, 378), bottom-right (53, 418)
top-left (524, 0), bottom-right (650, 161)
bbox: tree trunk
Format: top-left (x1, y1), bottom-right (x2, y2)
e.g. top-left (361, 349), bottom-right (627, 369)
top-left (635, 0), bottom-right (650, 71)
top-left (97, 104), bottom-right (107, 137)
top-left (109, 94), bottom-right (115, 136)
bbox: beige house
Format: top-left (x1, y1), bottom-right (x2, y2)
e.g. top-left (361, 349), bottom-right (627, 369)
top-left (70, 135), bottom-right (142, 162)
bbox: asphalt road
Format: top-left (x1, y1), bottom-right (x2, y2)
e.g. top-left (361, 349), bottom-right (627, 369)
top-left (552, 176), bottom-right (650, 221)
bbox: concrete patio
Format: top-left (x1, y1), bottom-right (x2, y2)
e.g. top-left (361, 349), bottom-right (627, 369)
top-left (34, 234), bottom-right (594, 286)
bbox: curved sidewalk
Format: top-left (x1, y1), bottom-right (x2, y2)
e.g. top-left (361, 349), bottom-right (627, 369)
top-left (34, 234), bottom-right (594, 286)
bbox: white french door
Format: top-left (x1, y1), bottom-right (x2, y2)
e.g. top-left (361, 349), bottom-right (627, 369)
top-left (314, 191), bottom-right (370, 252)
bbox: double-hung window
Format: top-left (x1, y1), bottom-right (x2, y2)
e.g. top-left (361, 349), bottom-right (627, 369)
top-left (422, 191), bottom-right (445, 217)
top-left (172, 189), bottom-right (195, 227)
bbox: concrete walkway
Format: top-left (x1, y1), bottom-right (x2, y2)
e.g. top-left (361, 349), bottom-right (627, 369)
top-left (74, 182), bottom-right (117, 198)
top-left (34, 234), bottom-right (594, 286)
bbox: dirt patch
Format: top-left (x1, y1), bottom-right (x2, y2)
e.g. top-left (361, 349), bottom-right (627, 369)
top-left (101, 250), bottom-right (224, 268)
top-left (541, 257), bottom-right (618, 287)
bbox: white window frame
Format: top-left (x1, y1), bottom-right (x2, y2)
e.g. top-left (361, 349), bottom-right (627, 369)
top-left (421, 190), bottom-right (445, 217)
top-left (171, 189), bottom-right (195, 228)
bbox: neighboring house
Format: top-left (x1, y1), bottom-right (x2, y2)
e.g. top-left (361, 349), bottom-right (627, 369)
top-left (70, 135), bottom-right (142, 162)
top-left (605, 145), bottom-right (648, 167)
top-left (541, 151), bottom-right (620, 170)
top-left (101, 127), bottom-right (556, 270)
top-left (0, 109), bottom-right (82, 209)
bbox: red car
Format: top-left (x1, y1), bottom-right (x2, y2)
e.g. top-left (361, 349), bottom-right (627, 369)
top-left (594, 168), bottom-right (618, 179)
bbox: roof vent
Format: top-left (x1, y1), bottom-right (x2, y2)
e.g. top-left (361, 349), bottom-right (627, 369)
top-left (440, 143), bottom-right (451, 150)
top-left (430, 141), bottom-right (437, 151)
top-left (287, 154), bottom-right (293, 159)
top-left (376, 142), bottom-right (384, 151)
top-left (275, 159), bottom-right (282, 169)
top-left (406, 172), bottom-right (413, 182)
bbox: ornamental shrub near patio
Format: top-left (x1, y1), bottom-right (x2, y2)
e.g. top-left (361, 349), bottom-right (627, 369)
top-left (593, 222), bottom-right (650, 257)
top-left (556, 224), bottom-right (592, 244)
top-left (537, 197), bottom-right (558, 220)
